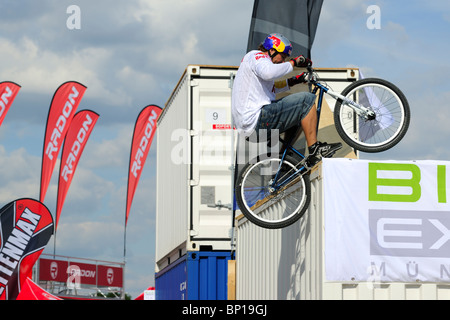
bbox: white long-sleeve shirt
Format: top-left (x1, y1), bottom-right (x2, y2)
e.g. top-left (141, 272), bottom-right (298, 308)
top-left (231, 50), bottom-right (293, 136)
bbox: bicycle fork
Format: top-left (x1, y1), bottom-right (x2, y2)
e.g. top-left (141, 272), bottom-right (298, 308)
top-left (328, 90), bottom-right (376, 120)
top-left (314, 83), bottom-right (376, 121)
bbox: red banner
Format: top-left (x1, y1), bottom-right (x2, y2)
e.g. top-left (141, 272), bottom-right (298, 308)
top-left (56, 110), bottom-right (99, 229)
top-left (40, 81), bottom-right (87, 203)
top-left (0, 198), bottom-right (54, 300)
top-left (39, 258), bottom-right (68, 283)
top-left (97, 265), bottom-right (123, 287)
top-left (67, 262), bottom-right (97, 286)
top-left (125, 105), bottom-right (162, 225)
top-left (39, 258), bottom-right (123, 288)
top-left (0, 82), bottom-right (21, 128)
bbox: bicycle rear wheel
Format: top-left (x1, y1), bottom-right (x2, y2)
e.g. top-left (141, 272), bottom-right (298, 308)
top-left (334, 78), bottom-right (410, 153)
top-left (235, 154), bottom-right (311, 229)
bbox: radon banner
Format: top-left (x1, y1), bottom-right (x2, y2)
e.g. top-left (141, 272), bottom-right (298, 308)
top-left (38, 258), bottom-right (123, 288)
top-left (0, 82), bottom-right (21, 128)
top-left (0, 198), bottom-right (54, 300)
top-left (324, 158), bottom-right (450, 283)
top-left (40, 81), bottom-right (87, 203)
top-left (125, 105), bottom-right (162, 226)
top-left (56, 110), bottom-right (99, 230)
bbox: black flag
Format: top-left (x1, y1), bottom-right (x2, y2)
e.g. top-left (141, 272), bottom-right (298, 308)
top-left (247, 0), bottom-right (324, 58)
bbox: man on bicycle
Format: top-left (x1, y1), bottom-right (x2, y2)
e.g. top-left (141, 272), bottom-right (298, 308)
top-left (232, 33), bottom-right (342, 168)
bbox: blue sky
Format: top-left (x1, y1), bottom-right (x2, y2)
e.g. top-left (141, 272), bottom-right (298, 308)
top-left (314, 0), bottom-right (450, 161)
top-left (0, 0), bottom-right (449, 298)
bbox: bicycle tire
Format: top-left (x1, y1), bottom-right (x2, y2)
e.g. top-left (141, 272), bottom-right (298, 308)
top-left (334, 78), bottom-right (410, 153)
top-left (235, 154), bottom-right (311, 229)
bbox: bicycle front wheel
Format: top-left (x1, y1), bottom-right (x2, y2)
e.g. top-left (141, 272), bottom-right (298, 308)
top-left (334, 78), bottom-right (410, 153)
top-left (235, 154), bottom-right (311, 229)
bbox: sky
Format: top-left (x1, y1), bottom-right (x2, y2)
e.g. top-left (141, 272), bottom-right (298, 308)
top-left (0, 0), bottom-right (449, 299)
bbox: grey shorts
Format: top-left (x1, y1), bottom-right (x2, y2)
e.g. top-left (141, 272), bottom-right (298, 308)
top-left (256, 92), bottom-right (316, 136)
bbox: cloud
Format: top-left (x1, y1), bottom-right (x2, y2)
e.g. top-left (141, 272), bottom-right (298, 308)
top-left (384, 21), bottom-right (409, 45)
top-left (55, 166), bottom-right (117, 217)
top-left (82, 125), bottom-right (133, 168)
top-left (1, 0), bottom-right (250, 299)
top-left (0, 36), bottom-right (135, 107)
top-left (0, 146), bottom-right (40, 203)
top-left (315, 0), bottom-right (371, 46)
top-left (406, 91), bottom-right (450, 159)
top-left (2, 0), bottom-right (448, 299)
top-left (55, 220), bottom-right (124, 259)
top-left (1, 0), bottom-right (253, 131)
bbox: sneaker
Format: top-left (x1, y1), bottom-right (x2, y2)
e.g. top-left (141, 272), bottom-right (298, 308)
top-left (305, 141), bottom-right (342, 168)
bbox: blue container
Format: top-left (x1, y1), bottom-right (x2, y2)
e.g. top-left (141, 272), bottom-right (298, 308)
top-left (155, 251), bottom-right (232, 300)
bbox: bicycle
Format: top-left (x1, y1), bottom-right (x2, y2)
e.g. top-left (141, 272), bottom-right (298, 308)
top-left (235, 66), bottom-right (410, 229)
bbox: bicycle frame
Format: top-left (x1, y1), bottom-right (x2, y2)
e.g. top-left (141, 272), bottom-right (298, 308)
top-left (271, 67), bottom-right (373, 192)
top-left (310, 71), bottom-right (376, 121)
top-left (270, 143), bottom-right (307, 192)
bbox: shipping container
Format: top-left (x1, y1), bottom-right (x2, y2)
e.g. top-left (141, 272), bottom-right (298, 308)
top-left (155, 251), bottom-right (232, 300)
top-left (235, 161), bottom-right (450, 300)
top-left (156, 65), bottom-right (238, 272)
top-left (155, 66), bottom-right (360, 273)
top-left (235, 165), bottom-right (331, 300)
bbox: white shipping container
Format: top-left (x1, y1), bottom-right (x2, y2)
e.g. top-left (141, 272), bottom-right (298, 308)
top-left (235, 164), bottom-right (450, 300)
top-left (156, 66), bottom-right (361, 272)
top-left (156, 65), bottom-right (238, 272)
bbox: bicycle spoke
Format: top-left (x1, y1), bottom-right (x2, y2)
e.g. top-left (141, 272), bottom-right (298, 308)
top-left (335, 80), bottom-right (409, 152)
top-left (237, 155), bottom-right (311, 229)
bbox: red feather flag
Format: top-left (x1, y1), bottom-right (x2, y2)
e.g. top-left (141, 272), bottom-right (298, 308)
top-left (55, 110), bottom-right (99, 229)
top-left (0, 82), bottom-right (21, 128)
top-left (40, 81), bottom-right (87, 203)
top-left (125, 105), bottom-right (162, 226)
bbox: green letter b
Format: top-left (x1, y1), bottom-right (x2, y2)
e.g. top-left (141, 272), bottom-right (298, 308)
top-left (369, 163), bottom-right (421, 202)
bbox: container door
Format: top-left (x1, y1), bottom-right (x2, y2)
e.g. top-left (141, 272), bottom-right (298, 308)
top-left (189, 71), bottom-right (236, 250)
top-left (186, 251), bottom-right (231, 300)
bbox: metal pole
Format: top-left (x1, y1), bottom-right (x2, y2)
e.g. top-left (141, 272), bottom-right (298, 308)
top-left (122, 222), bottom-right (126, 299)
top-left (229, 72), bottom-right (237, 257)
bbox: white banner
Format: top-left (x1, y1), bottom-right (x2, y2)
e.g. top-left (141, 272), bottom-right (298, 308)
top-left (324, 158), bottom-right (450, 283)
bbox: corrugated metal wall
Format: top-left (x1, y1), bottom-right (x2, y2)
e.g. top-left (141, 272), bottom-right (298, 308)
top-left (156, 69), bottom-right (190, 266)
top-left (235, 167), bottom-right (323, 300)
top-left (155, 251), bottom-right (232, 300)
top-left (155, 254), bottom-right (188, 300)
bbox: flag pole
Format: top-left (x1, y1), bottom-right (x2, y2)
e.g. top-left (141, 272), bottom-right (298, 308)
top-left (122, 216), bottom-right (127, 299)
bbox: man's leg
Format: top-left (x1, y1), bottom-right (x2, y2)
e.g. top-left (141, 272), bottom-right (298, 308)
top-left (301, 104), bottom-right (318, 147)
top-left (256, 93), bottom-right (341, 168)
top-left (300, 104), bottom-right (342, 168)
